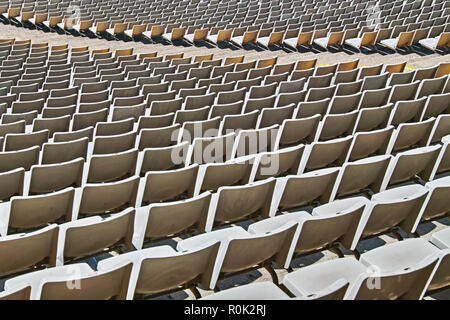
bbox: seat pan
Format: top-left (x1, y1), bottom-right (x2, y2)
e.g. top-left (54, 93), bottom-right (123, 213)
top-left (284, 37), bottom-right (299, 48)
top-left (176, 226), bottom-right (248, 252)
top-left (371, 184), bottom-right (427, 202)
top-left (184, 34), bottom-right (195, 42)
top-left (283, 257), bottom-right (366, 296)
top-left (380, 38), bottom-right (398, 50)
top-left (359, 238), bottom-right (440, 273)
top-left (201, 281), bottom-right (289, 300)
top-left (431, 228), bottom-right (450, 250)
top-left (207, 34), bottom-right (219, 43)
top-left (231, 35), bottom-right (244, 45)
top-left (419, 38), bottom-right (438, 51)
top-left (345, 37), bottom-right (363, 48)
top-left (314, 37), bottom-right (330, 48)
top-left (248, 211), bottom-right (310, 234)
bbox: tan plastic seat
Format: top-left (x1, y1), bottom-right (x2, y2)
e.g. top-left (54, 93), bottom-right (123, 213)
top-left (92, 131), bottom-right (137, 155)
top-left (0, 225), bottom-right (58, 277)
top-left (134, 192), bottom-right (211, 247)
top-left (77, 176), bottom-right (140, 218)
top-left (194, 157), bottom-right (254, 196)
top-left (138, 142), bottom-right (189, 175)
top-left (97, 240), bottom-right (220, 299)
top-left (57, 208), bottom-right (135, 265)
top-left (4, 130), bottom-right (49, 151)
top-left (87, 149), bottom-right (138, 183)
top-left (0, 168), bottom-right (24, 202)
top-left (138, 124), bottom-right (180, 150)
top-left (28, 159), bottom-right (84, 195)
top-left (381, 146), bottom-right (441, 190)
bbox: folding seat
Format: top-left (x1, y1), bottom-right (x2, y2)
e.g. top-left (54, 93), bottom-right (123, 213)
top-left (140, 165), bottom-right (198, 205)
top-left (142, 82), bottom-right (170, 97)
top-left (361, 72), bottom-right (389, 91)
top-left (201, 281), bottom-right (291, 300)
top-left (162, 27), bottom-right (187, 42)
top-left (333, 68), bottom-right (360, 85)
top-left (415, 75), bottom-right (448, 99)
top-left (183, 218), bottom-right (296, 289)
top-left (3, 130), bottom-right (49, 152)
top-left (0, 120), bottom-right (25, 139)
top-left (263, 72), bottom-right (290, 86)
top-left (86, 148), bottom-right (138, 183)
top-left (146, 91), bottom-right (177, 108)
top-left (2, 111), bottom-right (39, 126)
top-left (231, 125), bottom-right (278, 158)
top-left (180, 117), bottom-right (221, 144)
top-left (27, 158), bottom-right (83, 195)
top-left (56, 206), bottom-right (135, 265)
top-left (283, 30), bottom-right (314, 50)
top-left (46, 94), bottom-right (78, 109)
top-left (359, 87), bottom-right (392, 109)
top-left (388, 97), bottom-right (427, 126)
top-left (295, 98), bottom-right (330, 118)
top-left (275, 114), bottom-right (320, 150)
top-left (257, 30), bottom-right (285, 48)
top-left (72, 109), bottom-right (109, 132)
top-left (315, 110), bottom-right (358, 141)
top-left (435, 62), bottom-right (450, 78)
top-left (344, 27), bottom-right (379, 51)
top-left (203, 177), bottom-right (276, 231)
top-left (250, 199), bottom-right (365, 267)
top-left (387, 118), bottom-right (436, 153)
top-left (234, 60), bottom-right (257, 72)
top-left (184, 93), bottom-right (216, 111)
top-left (208, 101), bottom-right (243, 119)
top-left (214, 87), bottom-right (245, 105)
top-left (357, 184), bottom-right (431, 244)
top-left (382, 145), bottom-right (442, 191)
top-left (358, 64), bottom-right (383, 80)
top-left (93, 118), bottom-right (134, 138)
top-left (32, 115), bottom-right (71, 137)
top-left (124, 24), bottom-right (147, 40)
top-left (313, 30), bottom-right (345, 50)
top-left (257, 104), bottom-right (296, 129)
top-left (249, 144), bottom-right (304, 182)
top-left (271, 62), bottom-right (295, 76)
top-left (335, 79), bottom-right (364, 96)
top-left (306, 85), bottom-right (337, 102)
top-left (174, 105), bottom-right (210, 125)
top-left (306, 73), bottom-right (334, 89)
top-left (0, 167), bottom-right (24, 203)
top-left (331, 154), bottom-right (392, 201)
top-left (410, 176), bottom-right (450, 233)
top-left (338, 59), bottom-right (360, 72)
top-left (75, 176), bottom-right (139, 218)
top-left (421, 92), bottom-right (450, 120)
top-left (5, 260), bottom-right (133, 300)
top-left (314, 64), bottom-right (338, 77)
top-left (419, 32), bottom-right (450, 51)
top-left (427, 115), bottom-right (450, 147)
top-left (297, 136), bottom-right (353, 174)
top-left (137, 142), bottom-right (189, 175)
top-left (389, 81), bottom-right (421, 104)
top-left (137, 113), bottom-right (175, 132)
top-left (41, 138), bottom-right (89, 165)
top-left (282, 239), bottom-right (440, 300)
top-left (0, 224), bottom-right (58, 277)
top-left (327, 92), bottom-right (362, 114)
top-left (380, 31), bottom-right (415, 50)
top-left (275, 87), bottom-right (305, 107)
top-left (147, 98), bottom-right (181, 116)
top-left (92, 131), bottom-right (137, 155)
top-left (138, 124), bottom-right (180, 150)
top-left (178, 85), bottom-right (208, 99)
top-left (95, 239), bottom-right (219, 299)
